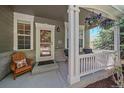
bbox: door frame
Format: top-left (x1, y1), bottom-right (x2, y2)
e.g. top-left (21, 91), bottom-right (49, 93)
top-left (35, 23), bottom-right (55, 62)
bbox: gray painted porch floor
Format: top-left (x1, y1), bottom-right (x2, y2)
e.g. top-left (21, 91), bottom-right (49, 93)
top-left (0, 62), bottom-right (69, 88)
top-left (0, 61), bottom-right (113, 88)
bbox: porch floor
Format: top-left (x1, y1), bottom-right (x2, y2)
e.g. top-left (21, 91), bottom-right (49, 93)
top-left (0, 62), bottom-right (69, 88)
top-left (0, 61), bottom-right (113, 88)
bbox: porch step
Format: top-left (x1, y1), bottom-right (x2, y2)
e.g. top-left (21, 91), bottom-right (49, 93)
top-left (32, 63), bottom-right (59, 74)
top-left (69, 69), bottom-right (113, 88)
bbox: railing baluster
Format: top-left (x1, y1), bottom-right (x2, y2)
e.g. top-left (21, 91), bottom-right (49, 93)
top-left (82, 58), bottom-right (84, 73)
top-left (89, 56), bottom-right (91, 72)
top-left (85, 57), bottom-right (87, 73)
top-left (84, 57), bottom-right (86, 73)
top-left (80, 59), bottom-right (81, 73)
top-left (92, 56), bottom-right (94, 71)
top-left (79, 50), bottom-right (115, 77)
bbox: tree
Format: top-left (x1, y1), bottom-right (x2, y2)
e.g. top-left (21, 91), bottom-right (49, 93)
top-left (92, 28), bottom-right (114, 50)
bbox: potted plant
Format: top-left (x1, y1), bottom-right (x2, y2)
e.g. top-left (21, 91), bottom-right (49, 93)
top-left (112, 66), bottom-right (124, 88)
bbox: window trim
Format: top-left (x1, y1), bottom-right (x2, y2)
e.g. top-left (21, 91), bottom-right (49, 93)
top-left (13, 12), bottom-right (34, 50)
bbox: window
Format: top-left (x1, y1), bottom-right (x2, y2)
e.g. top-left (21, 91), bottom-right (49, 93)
top-left (17, 21), bottom-right (31, 49)
top-left (14, 12), bottom-right (34, 50)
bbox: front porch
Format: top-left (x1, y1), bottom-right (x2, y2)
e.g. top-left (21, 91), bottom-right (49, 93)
top-left (0, 5), bottom-right (123, 87)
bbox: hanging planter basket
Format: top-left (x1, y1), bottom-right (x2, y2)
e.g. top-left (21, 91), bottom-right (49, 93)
top-left (100, 19), bottom-right (114, 30)
top-left (85, 13), bottom-right (102, 29)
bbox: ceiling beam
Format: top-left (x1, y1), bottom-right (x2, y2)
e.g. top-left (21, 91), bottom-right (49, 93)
top-left (112, 5), bottom-right (124, 14)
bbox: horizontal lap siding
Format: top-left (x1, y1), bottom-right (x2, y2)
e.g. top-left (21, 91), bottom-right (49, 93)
top-left (0, 6), bottom-right (13, 53)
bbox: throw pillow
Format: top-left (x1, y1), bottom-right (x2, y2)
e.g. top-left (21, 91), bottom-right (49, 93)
top-left (15, 59), bottom-right (28, 68)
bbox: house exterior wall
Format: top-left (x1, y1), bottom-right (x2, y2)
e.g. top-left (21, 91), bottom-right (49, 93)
top-left (0, 6), bottom-right (13, 53)
top-left (0, 6), bottom-right (13, 80)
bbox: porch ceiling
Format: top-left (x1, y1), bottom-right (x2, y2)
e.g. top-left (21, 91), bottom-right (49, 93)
top-left (112, 5), bottom-right (124, 18)
top-left (12, 5), bottom-right (92, 24)
top-left (79, 5), bottom-right (124, 20)
top-left (12, 5), bottom-right (68, 22)
top-left (12, 5), bottom-right (124, 24)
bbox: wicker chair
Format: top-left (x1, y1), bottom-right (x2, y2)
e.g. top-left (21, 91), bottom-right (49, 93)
top-left (10, 52), bottom-right (33, 80)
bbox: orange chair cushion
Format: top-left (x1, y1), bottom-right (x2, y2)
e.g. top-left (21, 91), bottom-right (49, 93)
top-left (15, 65), bottom-right (32, 74)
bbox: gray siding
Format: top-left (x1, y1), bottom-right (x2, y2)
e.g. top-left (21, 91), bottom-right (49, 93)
top-left (0, 6), bottom-right (13, 53)
top-left (0, 6), bottom-right (13, 80)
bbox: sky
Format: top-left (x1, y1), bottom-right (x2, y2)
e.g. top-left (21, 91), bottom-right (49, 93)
top-left (89, 26), bottom-right (102, 48)
top-left (90, 26), bottom-right (102, 41)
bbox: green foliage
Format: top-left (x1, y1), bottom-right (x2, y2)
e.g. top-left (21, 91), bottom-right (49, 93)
top-left (92, 28), bottom-right (114, 50)
top-left (114, 66), bottom-right (123, 73)
top-left (120, 18), bottom-right (124, 27)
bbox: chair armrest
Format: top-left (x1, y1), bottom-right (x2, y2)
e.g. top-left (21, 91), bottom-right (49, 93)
top-left (10, 63), bottom-right (16, 71)
top-left (26, 58), bottom-right (33, 65)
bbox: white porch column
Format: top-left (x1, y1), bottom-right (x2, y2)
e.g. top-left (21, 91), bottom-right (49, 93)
top-left (74, 6), bottom-right (80, 82)
top-left (67, 5), bottom-right (75, 84)
top-left (67, 5), bottom-right (80, 85)
top-left (114, 21), bottom-right (121, 66)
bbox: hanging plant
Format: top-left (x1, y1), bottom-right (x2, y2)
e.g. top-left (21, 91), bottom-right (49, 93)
top-left (112, 66), bottom-right (124, 88)
top-left (85, 13), bottom-right (102, 28)
top-left (100, 19), bottom-right (114, 30)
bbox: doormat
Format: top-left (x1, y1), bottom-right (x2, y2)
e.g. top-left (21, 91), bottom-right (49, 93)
top-left (38, 60), bottom-right (54, 66)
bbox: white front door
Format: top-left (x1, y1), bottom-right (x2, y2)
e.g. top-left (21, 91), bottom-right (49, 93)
top-left (36, 23), bottom-right (55, 62)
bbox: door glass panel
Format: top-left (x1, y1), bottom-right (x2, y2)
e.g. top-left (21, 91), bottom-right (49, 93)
top-left (40, 30), bottom-right (51, 57)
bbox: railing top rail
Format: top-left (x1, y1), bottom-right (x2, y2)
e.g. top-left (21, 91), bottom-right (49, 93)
top-left (79, 53), bottom-right (95, 58)
top-left (79, 50), bottom-right (116, 58)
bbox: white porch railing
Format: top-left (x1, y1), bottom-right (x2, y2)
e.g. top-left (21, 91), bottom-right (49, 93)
top-left (79, 50), bottom-right (116, 77)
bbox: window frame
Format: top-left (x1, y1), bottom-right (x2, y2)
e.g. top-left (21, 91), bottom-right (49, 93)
top-left (13, 12), bottom-right (34, 50)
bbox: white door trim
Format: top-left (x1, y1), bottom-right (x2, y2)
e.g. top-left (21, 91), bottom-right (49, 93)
top-left (64, 22), bottom-right (68, 49)
top-left (35, 23), bottom-right (55, 62)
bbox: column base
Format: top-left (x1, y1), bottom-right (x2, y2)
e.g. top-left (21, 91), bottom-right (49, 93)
top-left (67, 75), bottom-right (80, 85)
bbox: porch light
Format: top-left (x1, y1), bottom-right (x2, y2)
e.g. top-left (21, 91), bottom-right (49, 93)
top-left (56, 26), bottom-right (60, 32)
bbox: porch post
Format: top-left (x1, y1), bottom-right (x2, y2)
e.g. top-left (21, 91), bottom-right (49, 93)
top-left (67, 5), bottom-right (80, 85)
top-left (114, 21), bottom-right (121, 66)
top-left (74, 6), bottom-right (80, 82)
top-left (67, 5), bottom-right (75, 84)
